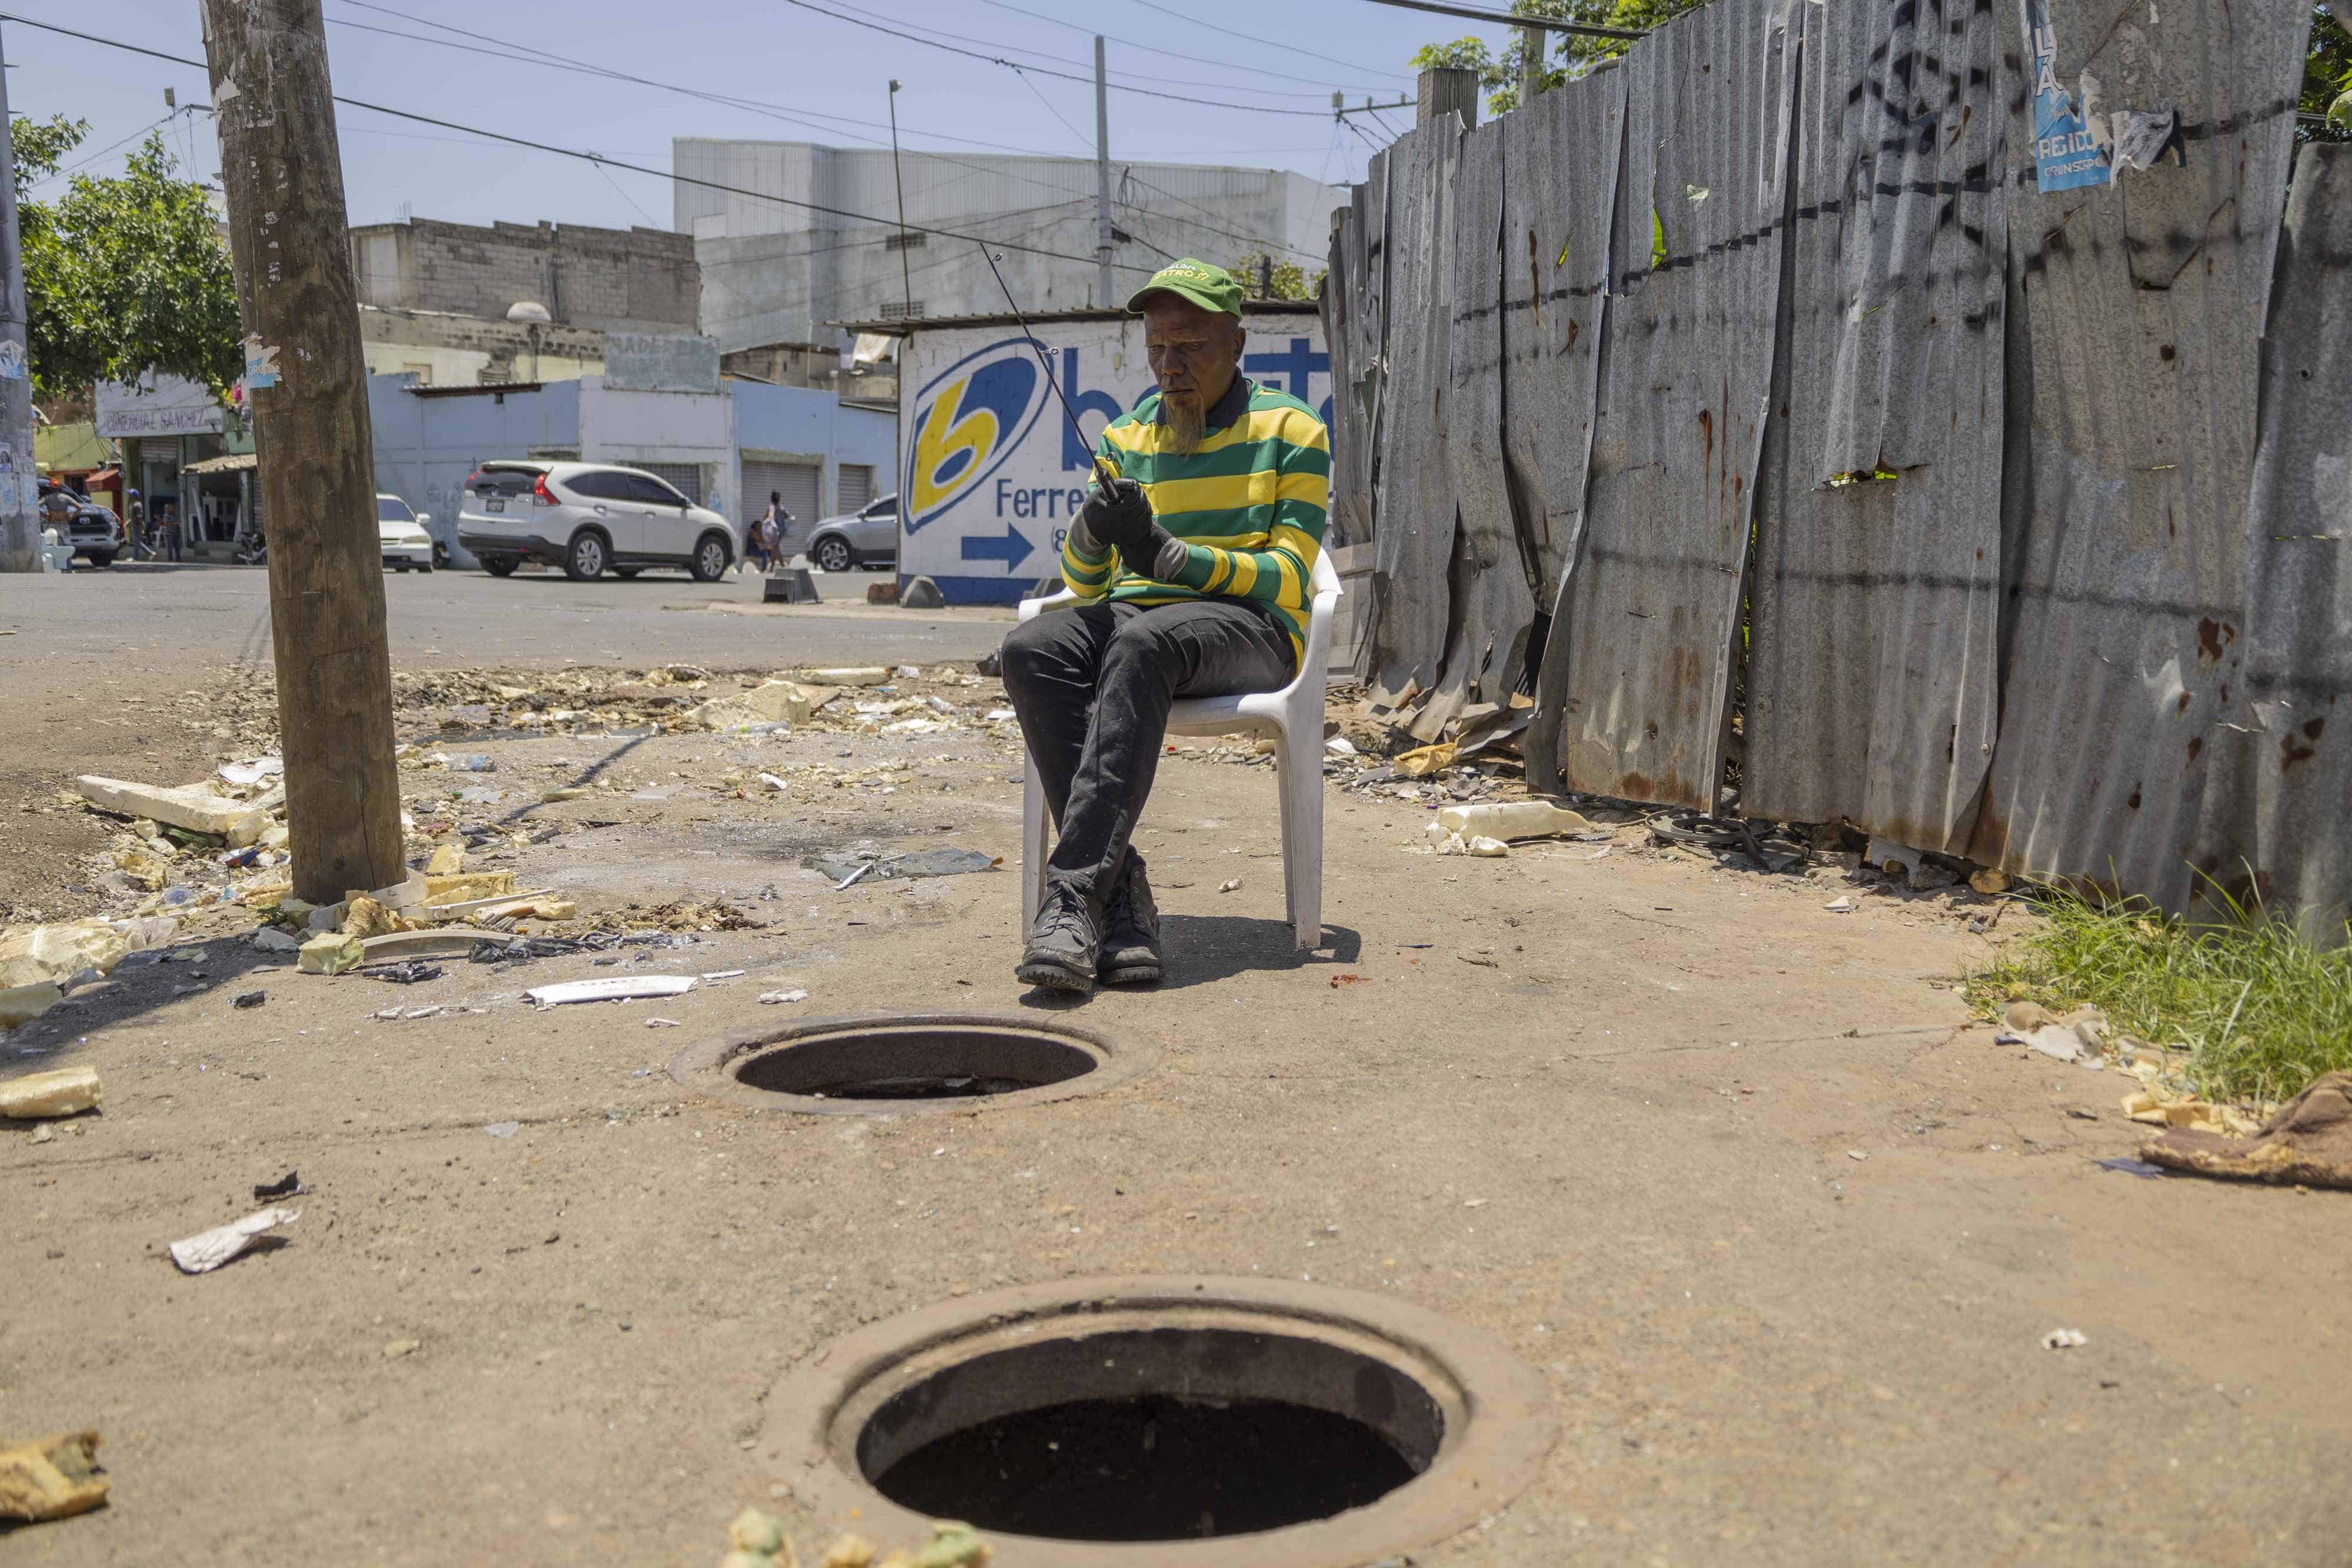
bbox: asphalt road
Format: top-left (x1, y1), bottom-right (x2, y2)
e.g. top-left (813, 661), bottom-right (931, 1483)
top-left (0, 559), bottom-right (1016, 697)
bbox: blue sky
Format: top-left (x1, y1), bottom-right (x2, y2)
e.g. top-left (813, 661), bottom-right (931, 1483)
top-left (11, 0), bottom-right (1520, 233)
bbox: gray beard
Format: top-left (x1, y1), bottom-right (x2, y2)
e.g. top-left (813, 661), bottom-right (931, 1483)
top-left (1161, 396), bottom-right (1205, 454)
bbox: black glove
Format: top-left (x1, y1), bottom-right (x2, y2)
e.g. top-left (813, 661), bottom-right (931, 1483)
top-left (1080, 477), bottom-right (1154, 551)
top-left (1118, 523), bottom-right (1183, 582)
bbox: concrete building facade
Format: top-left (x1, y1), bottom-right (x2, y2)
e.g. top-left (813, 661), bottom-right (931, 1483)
top-left (348, 218), bottom-right (701, 387)
top-left (675, 138), bottom-right (1343, 365)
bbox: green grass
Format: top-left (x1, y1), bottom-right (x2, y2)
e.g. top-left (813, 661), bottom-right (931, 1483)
top-left (1965, 887), bottom-right (2352, 1105)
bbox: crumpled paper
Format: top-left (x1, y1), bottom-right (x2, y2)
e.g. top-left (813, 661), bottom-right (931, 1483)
top-left (169, 1206), bottom-right (299, 1274)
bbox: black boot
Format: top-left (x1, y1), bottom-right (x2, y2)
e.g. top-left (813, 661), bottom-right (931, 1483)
top-left (1097, 855), bottom-right (1164, 985)
top-left (1017, 881), bottom-right (1100, 994)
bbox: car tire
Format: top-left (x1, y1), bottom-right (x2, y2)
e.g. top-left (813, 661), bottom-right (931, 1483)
top-left (690, 533), bottom-right (731, 583)
top-left (564, 530), bottom-right (609, 581)
top-left (419, 562), bottom-right (434, 574)
top-left (392, 562), bottom-right (410, 572)
top-left (88, 552), bottom-right (115, 568)
top-left (483, 556), bottom-right (519, 577)
top-left (614, 566), bottom-right (642, 580)
top-left (813, 536), bottom-right (853, 574)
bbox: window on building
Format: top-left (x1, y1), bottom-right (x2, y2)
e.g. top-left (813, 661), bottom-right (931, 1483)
top-left (837, 463), bottom-right (874, 514)
top-left (883, 231), bottom-right (925, 251)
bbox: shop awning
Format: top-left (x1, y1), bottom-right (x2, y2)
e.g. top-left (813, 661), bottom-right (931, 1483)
top-left (85, 467), bottom-right (119, 485)
top-left (182, 452), bottom-right (258, 475)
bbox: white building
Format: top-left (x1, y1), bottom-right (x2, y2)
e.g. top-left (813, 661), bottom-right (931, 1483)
top-left (674, 138), bottom-right (1344, 363)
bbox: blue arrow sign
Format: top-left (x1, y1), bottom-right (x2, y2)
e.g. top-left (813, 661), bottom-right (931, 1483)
top-left (960, 523), bottom-right (1035, 571)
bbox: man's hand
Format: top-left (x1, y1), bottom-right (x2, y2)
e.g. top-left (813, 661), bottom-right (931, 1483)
top-left (1078, 477), bottom-right (1154, 551)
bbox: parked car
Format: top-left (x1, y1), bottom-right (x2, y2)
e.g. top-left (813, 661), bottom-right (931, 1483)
top-left (37, 483), bottom-right (122, 567)
top-left (377, 493), bottom-right (435, 571)
top-left (456, 462), bottom-right (736, 582)
top-left (804, 492), bottom-right (898, 573)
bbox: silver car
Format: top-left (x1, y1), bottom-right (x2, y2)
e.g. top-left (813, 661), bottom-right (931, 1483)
top-left (37, 485), bottom-right (122, 566)
top-left (377, 493), bottom-right (435, 571)
top-left (456, 461), bottom-right (737, 582)
top-left (804, 492), bottom-right (898, 573)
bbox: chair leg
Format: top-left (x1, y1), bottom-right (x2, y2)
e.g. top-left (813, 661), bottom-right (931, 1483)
top-left (1272, 724), bottom-right (1302, 938)
top-left (1021, 757), bottom-right (1049, 932)
top-left (1284, 723), bottom-right (1324, 950)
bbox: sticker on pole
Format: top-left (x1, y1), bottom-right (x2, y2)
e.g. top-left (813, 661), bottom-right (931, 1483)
top-left (0, 341), bottom-right (25, 382)
top-left (243, 335), bottom-right (282, 390)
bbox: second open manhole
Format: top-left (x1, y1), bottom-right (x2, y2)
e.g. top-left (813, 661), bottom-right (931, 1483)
top-left (761, 1277), bottom-right (1557, 1567)
top-left (668, 1012), bottom-right (1150, 1115)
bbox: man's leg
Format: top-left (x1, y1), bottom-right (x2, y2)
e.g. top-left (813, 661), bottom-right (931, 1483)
top-left (1048, 598), bottom-right (1295, 903)
top-left (999, 602), bottom-right (1125, 831)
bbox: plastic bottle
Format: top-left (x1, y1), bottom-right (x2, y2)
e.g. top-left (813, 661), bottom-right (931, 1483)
top-left (1434, 800), bottom-right (1596, 841)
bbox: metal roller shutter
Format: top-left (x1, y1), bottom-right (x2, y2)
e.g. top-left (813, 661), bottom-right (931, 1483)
top-left (836, 463), bottom-right (874, 514)
top-left (741, 459), bottom-right (821, 526)
top-left (637, 462), bottom-right (706, 507)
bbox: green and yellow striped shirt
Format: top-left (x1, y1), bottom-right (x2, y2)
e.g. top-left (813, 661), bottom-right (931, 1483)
top-left (1060, 375), bottom-right (1330, 661)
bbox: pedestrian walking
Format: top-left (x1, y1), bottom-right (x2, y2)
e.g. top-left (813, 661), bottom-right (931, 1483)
top-left (741, 491), bottom-right (789, 574)
top-left (125, 492), bottom-right (149, 560)
top-left (159, 502), bottom-right (182, 563)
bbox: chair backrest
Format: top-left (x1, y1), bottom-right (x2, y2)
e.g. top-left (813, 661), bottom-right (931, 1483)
top-left (1296, 545), bottom-right (1343, 682)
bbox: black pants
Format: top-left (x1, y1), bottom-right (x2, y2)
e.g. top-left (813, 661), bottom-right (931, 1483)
top-left (1003, 597), bottom-right (1295, 905)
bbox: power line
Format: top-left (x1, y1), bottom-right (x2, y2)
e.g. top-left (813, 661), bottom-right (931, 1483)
top-left (1354, 0), bottom-right (1648, 43)
top-left (776, 0), bottom-right (1334, 116)
top-left (1122, 0), bottom-right (1415, 81)
top-left (967, 0), bottom-right (1404, 92)
top-left (0, 14), bottom-right (1168, 276)
top-left (28, 110), bottom-right (179, 188)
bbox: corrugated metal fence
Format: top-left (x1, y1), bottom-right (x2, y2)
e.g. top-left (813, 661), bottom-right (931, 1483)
top-left (1324, 0), bottom-right (2346, 929)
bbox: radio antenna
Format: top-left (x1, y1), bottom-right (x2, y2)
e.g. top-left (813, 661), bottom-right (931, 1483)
top-left (976, 245), bottom-right (1117, 486)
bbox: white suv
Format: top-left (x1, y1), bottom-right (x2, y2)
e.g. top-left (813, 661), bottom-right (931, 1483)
top-left (457, 461), bottom-right (736, 581)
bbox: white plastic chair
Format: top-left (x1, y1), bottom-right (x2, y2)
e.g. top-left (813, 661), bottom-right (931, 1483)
top-left (1016, 549), bottom-right (1342, 951)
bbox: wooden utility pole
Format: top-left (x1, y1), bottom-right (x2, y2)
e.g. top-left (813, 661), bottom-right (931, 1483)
top-left (201, 0), bottom-right (405, 902)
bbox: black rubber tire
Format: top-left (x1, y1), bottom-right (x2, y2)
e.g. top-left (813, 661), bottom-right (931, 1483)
top-left (690, 533), bottom-right (731, 583)
top-left (392, 562), bottom-right (410, 572)
top-left (483, 557), bottom-right (519, 577)
top-left (813, 536), bottom-right (853, 574)
top-left (418, 562), bottom-right (433, 574)
top-left (614, 566), bottom-right (642, 579)
top-left (564, 530), bottom-right (609, 581)
top-left (87, 552), bottom-right (115, 568)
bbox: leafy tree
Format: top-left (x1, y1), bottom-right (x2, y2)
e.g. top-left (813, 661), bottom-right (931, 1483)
top-left (15, 118), bottom-right (242, 400)
top-left (1410, 0), bottom-right (1706, 118)
top-left (1231, 249), bottom-right (1321, 302)
top-left (2304, 4), bottom-right (2351, 141)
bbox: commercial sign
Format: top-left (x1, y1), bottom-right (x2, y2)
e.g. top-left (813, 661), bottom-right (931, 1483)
top-left (897, 308), bottom-right (1331, 605)
top-left (96, 373), bottom-right (226, 438)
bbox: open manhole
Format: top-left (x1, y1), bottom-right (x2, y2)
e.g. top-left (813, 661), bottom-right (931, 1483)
top-left (761, 1277), bottom-right (1556, 1567)
top-left (667, 1013), bottom-right (1150, 1115)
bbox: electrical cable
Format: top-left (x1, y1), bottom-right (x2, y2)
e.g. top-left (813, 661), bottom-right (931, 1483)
top-left (1353, 0), bottom-right (1648, 43)
top-left (776, 0), bottom-right (1332, 116)
top-left (1121, 0), bottom-right (1414, 81)
top-left (0, 14), bottom-right (1168, 275)
top-left (28, 109), bottom-right (179, 188)
top-left (967, 0), bottom-right (1402, 93)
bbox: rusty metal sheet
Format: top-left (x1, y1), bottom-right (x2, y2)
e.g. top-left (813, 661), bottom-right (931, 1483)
top-left (1964, 0), bottom-right (2307, 912)
top-left (2243, 143), bottom-right (2352, 937)
top-left (1743, 0), bottom-right (2009, 850)
top-left (1498, 67), bottom-right (1626, 609)
top-left (1409, 118), bottom-right (1533, 741)
top-left (1368, 115), bottom-right (1464, 717)
top-left (1531, 0), bottom-right (1798, 807)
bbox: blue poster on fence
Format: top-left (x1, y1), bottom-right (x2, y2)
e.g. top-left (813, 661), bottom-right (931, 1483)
top-left (2018, 0), bottom-right (2113, 191)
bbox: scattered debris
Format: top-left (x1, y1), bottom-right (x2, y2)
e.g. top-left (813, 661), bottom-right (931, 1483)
top-left (2139, 1071), bottom-right (2352, 1189)
top-left (484, 1121), bottom-right (520, 1138)
top-left (253, 1171), bottom-right (305, 1201)
top-left (1996, 1002), bottom-right (2109, 1065)
top-left (232, 989), bottom-right (267, 1008)
top-left (1846, 1149), bottom-right (1869, 1161)
top-left (1435, 800), bottom-right (1595, 841)
top-left (805, 846), bottom-right (1001, 884)
top-left (1825, 896), bottom-right (1856, 913)
top-left (74, 775), bottom-right (268, 842)
top-left (0, 1066), bottom-right (102, 1121)
top-left (1218, 878), bottom-right (1241, 893)
top-left (2041, 1328), bottom-right (2088, 1350)
top-left (369, 962), bottom-right (445, 985)
top-left (2093, 1156), bottom-right (2166, 1179)
top-left (298, 931), bottom-right (365, 975)
top-left (1, 919), bottom-right (131, 989)
top-left (645, 1017), bottom-right (681, 1028)
top-left (382, 1338), bottom-right (421, 1359)
top-left (759, 988), bottom-right (810, 1005)
top-left (0, 981), bottom-right (64, 1028)
top-left (525, 975), bottom-right (699, 1008)
top-left (169, 1206), bottom-right (298, 1274)
top-left (1391, 741), bottom-right (1457, 778)
top-left (0, 1430), bottom-right (109, 1522)
top-left (1969, 866), bottom-right (2012, 895)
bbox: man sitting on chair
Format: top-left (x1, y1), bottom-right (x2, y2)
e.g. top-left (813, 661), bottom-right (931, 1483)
top-left (1001, 259), bottom-right (1330, 995)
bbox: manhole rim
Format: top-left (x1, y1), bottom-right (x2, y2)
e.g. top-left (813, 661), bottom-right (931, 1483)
top-left (666, 1011), bottom-right (1152, 1116)
top-left (761, 1275), bottom-right (1558, 1567)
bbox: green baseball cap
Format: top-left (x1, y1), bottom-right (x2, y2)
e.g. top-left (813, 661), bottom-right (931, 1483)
top-left (1125, 258), bottom-right (1244, 319)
